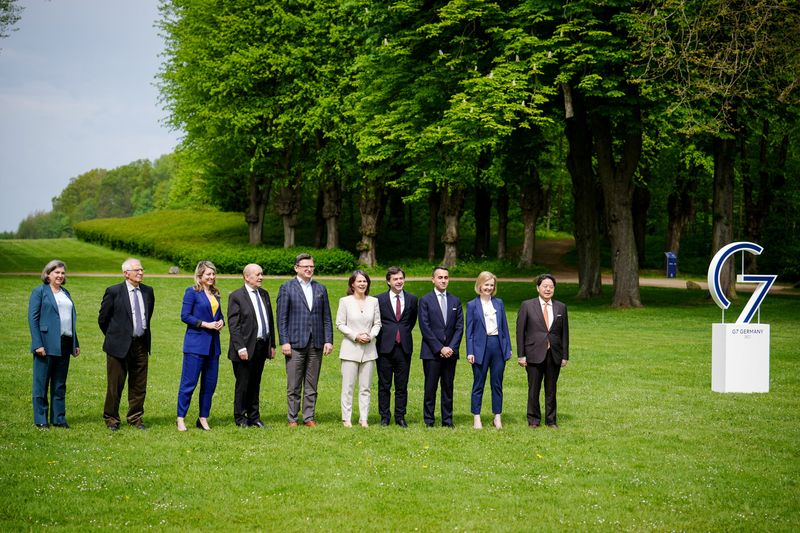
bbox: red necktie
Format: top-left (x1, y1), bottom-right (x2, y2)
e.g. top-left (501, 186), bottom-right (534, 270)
top-left (395, 294), bottom-right (402, 344)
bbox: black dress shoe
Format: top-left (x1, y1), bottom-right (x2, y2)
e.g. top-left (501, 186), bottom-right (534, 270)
top-left (425, 422), bottom-right (434, 428)
top-left (396, 418), bottom-right (408, 428)
top-left (442, 423), bottom-right (455, 428)
top-left (35, 423), bottom-right (49, 430)
top-left (237, 422), bottom-right (249, 428)
top-left (546, 423), bottom-right (559, 429)
top-left (108, 424), bottom-right (120, 432)
top-left (528, 423), bottom-right (540, 429)
top-left (53, 422), bottom-right (70, 429)
top-left (250, 420), bottom-right (266, 428)
top-left (380, 418), bottom-right (390, 427)
top-left (195, 419), bottom-right (210, 431)
top-left (131, 421), bottom-right (146, 430)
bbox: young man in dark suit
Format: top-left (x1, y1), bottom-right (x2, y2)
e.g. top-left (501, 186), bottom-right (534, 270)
top-left (418, 265), bottom-right (463, 427)
top-left (376, 266), bottom-right (418, 428)
top-left (227, 264), bottom-right (276, 428)
top-left (276, 253), bottom-right (334, 427)
top-left (98, 258), bottom-right (155, 431)
top-left (516, 274), bottom-right (570, 428)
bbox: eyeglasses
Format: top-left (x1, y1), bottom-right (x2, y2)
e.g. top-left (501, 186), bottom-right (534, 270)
top-left (125, 268), bottom-right (145, 273)
top-left (297, 264), bottom-right (315, 270)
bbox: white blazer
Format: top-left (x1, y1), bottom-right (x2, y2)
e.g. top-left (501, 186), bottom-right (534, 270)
top-left (336, 295), bottom-right (381, 363)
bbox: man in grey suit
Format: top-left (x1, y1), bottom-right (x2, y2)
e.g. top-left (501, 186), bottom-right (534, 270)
top-left (228, 264), bottom-right (275, 428)
top-left (516, 274), bottom-right (569, 428)
top-left (276, 253), bottom-right (334, 427)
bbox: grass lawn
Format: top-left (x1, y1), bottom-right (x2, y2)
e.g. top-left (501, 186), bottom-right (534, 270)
top-left (1, 253), bottom-right (798, 531)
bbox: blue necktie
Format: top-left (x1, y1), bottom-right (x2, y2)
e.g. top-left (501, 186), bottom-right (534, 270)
top-left (133, 288), bottom-right (144, 337)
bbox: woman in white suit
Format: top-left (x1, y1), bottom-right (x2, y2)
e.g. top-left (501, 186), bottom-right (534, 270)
top-left (336, 270), bottom-right (381, 427)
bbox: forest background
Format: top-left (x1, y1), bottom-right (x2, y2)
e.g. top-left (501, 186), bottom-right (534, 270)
top-left (3, 0), bottom-right (799, 308)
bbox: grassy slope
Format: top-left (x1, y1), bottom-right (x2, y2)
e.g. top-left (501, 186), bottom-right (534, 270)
top-left (0, 239), bottom-right (174, 274)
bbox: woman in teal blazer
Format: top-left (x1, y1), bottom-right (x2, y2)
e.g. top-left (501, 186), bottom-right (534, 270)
top-left (176, 261), bottom-right (225, 431)
top-left (27, 260), bottom-right (80, 429)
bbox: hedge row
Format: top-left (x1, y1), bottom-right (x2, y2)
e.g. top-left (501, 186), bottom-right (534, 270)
top-left (74, 210), bottom-right (358, 275)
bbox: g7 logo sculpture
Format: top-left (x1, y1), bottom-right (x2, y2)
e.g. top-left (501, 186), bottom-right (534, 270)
top-left (707, 241), bottom-right (776, 324)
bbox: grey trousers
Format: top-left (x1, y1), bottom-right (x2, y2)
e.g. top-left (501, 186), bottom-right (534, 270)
top-left (285, 345), bottom-right (323, 423)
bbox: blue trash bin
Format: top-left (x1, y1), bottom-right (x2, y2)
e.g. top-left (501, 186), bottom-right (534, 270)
top-left (664, 252), bottom-right (678, 278)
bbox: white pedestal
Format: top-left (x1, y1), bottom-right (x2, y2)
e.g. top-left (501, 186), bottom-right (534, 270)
top-left (711, 323), bottom-right (770, 393)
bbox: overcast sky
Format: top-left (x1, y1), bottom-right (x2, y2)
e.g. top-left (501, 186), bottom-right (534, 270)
top-left (0, 0), bottom-right (179, 232)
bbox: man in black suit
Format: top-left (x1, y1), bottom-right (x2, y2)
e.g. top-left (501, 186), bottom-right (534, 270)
top-left (228, 264), bottom-right (276, 428)
top-left (98, 258), bottom-right (155, 431)
top-left (376, 266), bottom-right (418, 428)
top-left (418, 265), bottom-right (463, 427)
top-left (516, 274), bottom-right (569, 428)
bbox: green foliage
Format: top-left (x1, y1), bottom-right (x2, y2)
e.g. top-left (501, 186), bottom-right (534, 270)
top-left (74, 209), bottom-right (357, 274)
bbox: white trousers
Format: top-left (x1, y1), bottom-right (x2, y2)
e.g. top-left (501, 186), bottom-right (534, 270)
top-left (341, 359), bottom-right (375, 423)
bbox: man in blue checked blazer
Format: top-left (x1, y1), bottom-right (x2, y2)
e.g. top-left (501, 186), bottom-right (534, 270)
top-left (276, 253), bottom-right (334, 427)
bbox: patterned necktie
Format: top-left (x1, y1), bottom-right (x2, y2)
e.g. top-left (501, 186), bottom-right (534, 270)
top-left (439, 293), bottom-right (447, 326)
top-left (254, 290), bottom-right (268, 338)
top-left (133, 287), bottom-right (144, 337)
top-left (543, 302), bottom-right (550, 348)
top-left (395, 294), bottom-right (402, 344)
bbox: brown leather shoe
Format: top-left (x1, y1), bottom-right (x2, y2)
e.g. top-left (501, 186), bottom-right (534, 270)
top-left (304, 420), bottom-right (317, 427)
top-left (287, 421), bottom-right (299, 427)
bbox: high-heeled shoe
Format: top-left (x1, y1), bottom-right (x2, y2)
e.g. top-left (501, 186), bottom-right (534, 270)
top-left (342, 420), bottom-right (352, 428)
top-left (176, 417), bottom-right (187, 432)
top-left (196, 418), bottom-right (211, 431)
top-left (359, 420), bottom-right (369, 428)
top-left (492, 415), bottom-right (502, 429)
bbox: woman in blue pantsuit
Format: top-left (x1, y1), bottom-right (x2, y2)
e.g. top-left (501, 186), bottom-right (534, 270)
top-left (465, 271), bottom-right (512, 429)
top-left (27, 260), bottom-right (80, 429)
top-left (177, 261), bottom-right (224, 431)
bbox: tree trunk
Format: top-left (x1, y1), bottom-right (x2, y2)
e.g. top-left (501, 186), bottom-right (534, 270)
top-left (357, 179), bottom-right (384, 267)
top-left (427, 189), bottom-right (440, 262)
top-left (473, 185), bottom-right (491, 258)
top-left (440, 183), bottom-right (465, 267)
top-left (276, 182), bottom-right (301, 249)
top-left (496, 186), bottom-right (509, 260)
top-left (743, 120), bottom-right (788, 273)
top-left (564, 87), bottom-right (602, 298)
top-left (518, 169), bottom-right (545, 269)
top-left (664, 167), bottom-right (698, 258)
top-left (322, 179), bottom-right (341, 249)
top-left (593, 104), bottom-right (642, 308)
top-left (245, 175), bottom-right (271, 245)
top-left (712, 136), bottom-right (737, 300)
top-left (632, 181), bottom-right (650, 267)
top-left (313, 191), bottom-right (324, 248)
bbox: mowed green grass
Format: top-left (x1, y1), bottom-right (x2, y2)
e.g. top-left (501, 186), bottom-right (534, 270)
top-left (1, 257), bottom-right (799, 530)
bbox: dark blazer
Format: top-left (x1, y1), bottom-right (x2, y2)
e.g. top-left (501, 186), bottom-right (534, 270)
top-left (418, 291), bottom-right (463, 360)
top-left (276, 278), bottom-right (333, 350)
top-left (28, 284), bottom-right (79, 356)
top-left (98, 282), bottom-right (155, 358)
top-left (465, 296), bottom-right (512, 365)
top-left (180, 286), bottom-right (224, 357)
top-left (227, 285), bottom-right (276, 361)
top-left (516, 298), bottom-right (569, 364)
top-left (376, 290), bottom-right (418, 355)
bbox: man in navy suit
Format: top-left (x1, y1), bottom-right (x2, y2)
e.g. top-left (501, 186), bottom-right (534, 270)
top-left (516, 274), bottom-right (569, 428)
top-left (276, 253), bottom-right (333, 427)
top-left (376, 266), bottom-right (418, 428)
top-left (418, 266), bottom-right (463, 427)
top-left (98, 258), bottom-right (155, 431)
